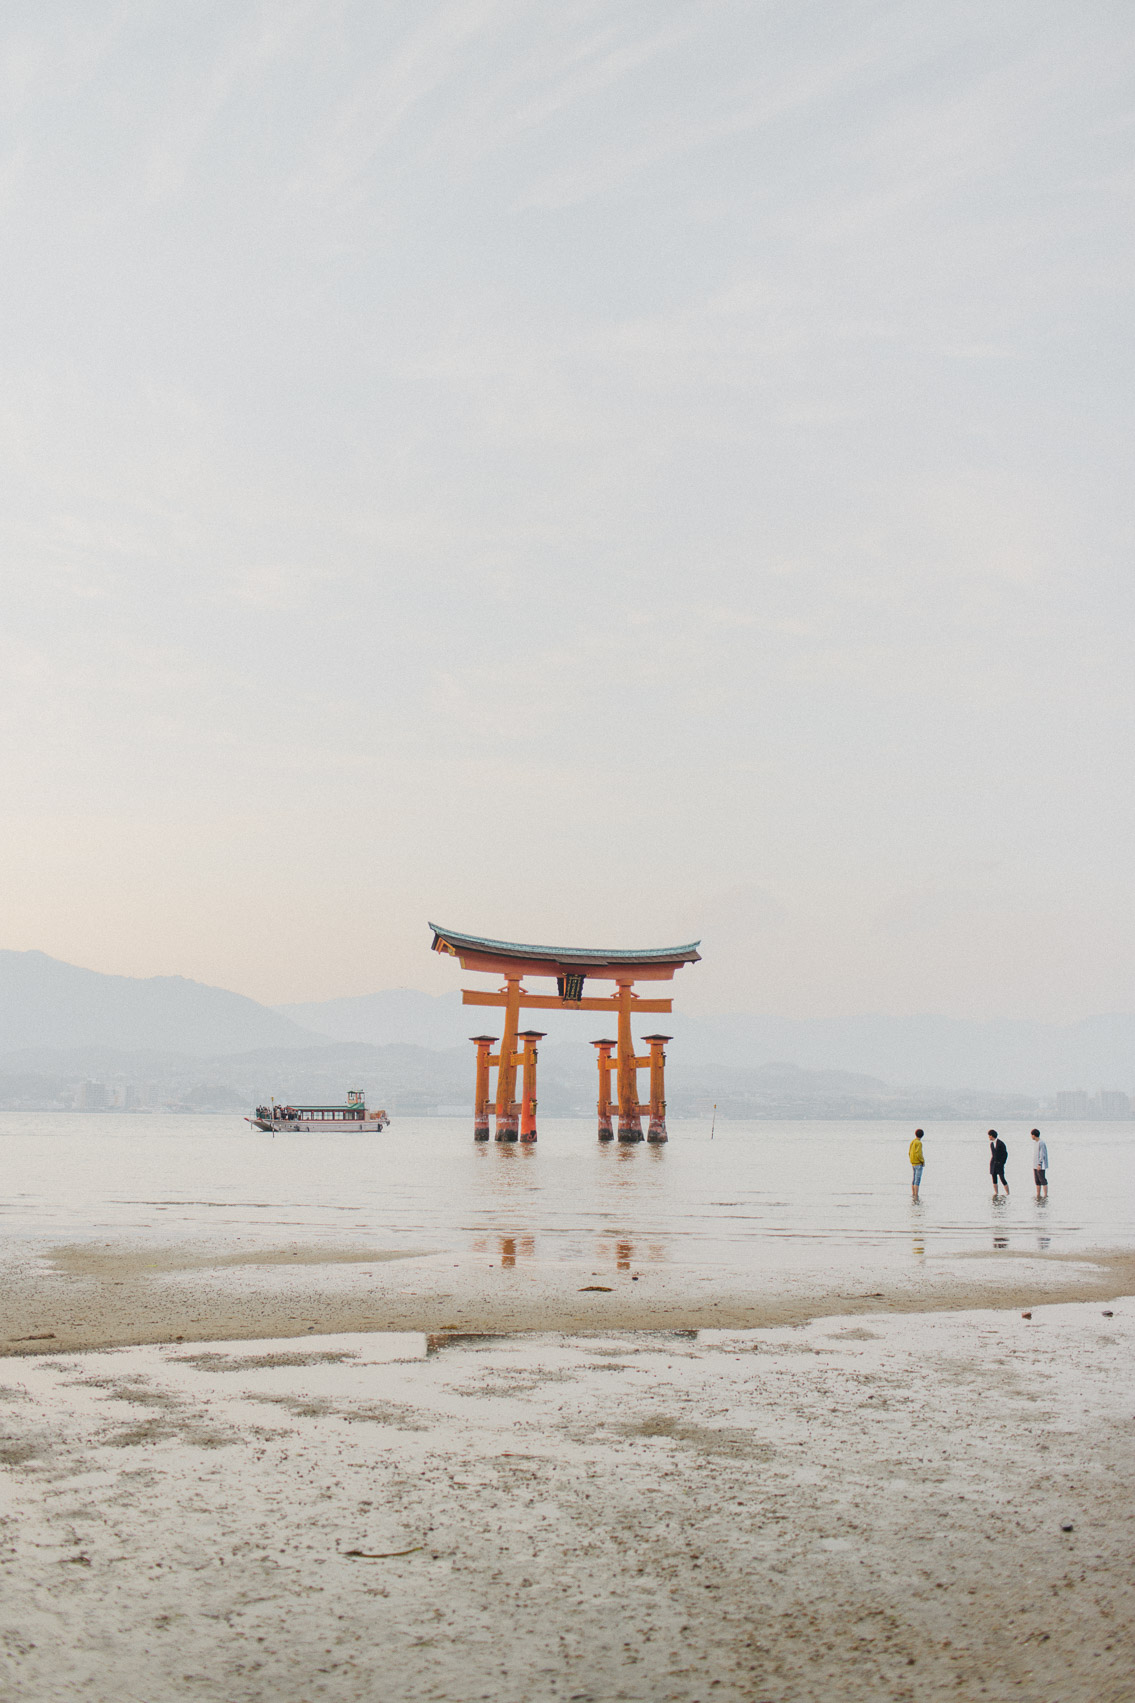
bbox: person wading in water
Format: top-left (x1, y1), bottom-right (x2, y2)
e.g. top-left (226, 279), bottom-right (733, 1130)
top-left (1031, 1128), bottom-right (1049, 1199)
top-left (988, 1129), bottom-right (1009, 1196)
top-left (909, 1128), bottom-right (925, 1200)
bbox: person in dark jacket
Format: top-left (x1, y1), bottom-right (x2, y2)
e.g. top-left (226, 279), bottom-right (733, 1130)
top-left (988, 1129), bottom-right (1009, 1196)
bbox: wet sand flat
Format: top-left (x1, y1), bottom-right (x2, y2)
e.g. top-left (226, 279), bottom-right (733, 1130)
top-left (3, 1239), bottom-right (1135, 1353)
top-left (0, 1300), bottom-right (1132, 1702)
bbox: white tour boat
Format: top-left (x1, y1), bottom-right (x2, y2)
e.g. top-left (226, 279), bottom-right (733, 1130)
top-left (248, 1089), bottom-right (390, 1132)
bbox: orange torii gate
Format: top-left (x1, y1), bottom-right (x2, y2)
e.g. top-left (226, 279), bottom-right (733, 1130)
top-left (429, 925), bottom-right (701, 1144)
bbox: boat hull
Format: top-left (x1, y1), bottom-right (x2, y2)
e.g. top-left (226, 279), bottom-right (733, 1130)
top-left (247, 1115), bottom-right (390, 1133)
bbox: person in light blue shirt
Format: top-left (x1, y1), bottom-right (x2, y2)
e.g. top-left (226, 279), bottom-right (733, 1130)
top-left (1030, 1128), bottom-right (1049, 1199)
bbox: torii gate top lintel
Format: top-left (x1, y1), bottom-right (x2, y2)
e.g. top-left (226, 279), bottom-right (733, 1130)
top-left (429, 923), bottom-right (701, 984)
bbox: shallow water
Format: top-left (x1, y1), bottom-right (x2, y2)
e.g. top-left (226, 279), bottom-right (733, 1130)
top-left (0, 1114), bottom-right (1130, 1274)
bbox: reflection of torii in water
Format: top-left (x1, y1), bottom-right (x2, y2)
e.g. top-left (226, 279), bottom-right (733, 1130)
top-left (429, 924), bottom-right (701, 1145)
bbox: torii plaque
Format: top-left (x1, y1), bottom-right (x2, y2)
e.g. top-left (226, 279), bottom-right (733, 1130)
top-left (429, 924), bottom-right (701, 1144)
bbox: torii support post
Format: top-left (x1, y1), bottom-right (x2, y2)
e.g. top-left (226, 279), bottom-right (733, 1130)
top-left (592, 1039), bottom-right (615, 1141)
top-left (616, 981), bottom-right (643, 1142)
top-left (495, 978), bottom-right (522, 1141)
top-left (518, 1031), bottom-right (545, 1143)
top-left (470, 1036), bottom-right (497, 1141)
top-left (642, 1034), bottom-right (671, 1143)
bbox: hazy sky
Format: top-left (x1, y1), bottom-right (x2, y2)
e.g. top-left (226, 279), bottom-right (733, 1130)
top-left (1, 1), bottom-right (1132, 1019)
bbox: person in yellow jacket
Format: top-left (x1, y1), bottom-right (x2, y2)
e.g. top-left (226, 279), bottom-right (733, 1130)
top-left (909, 1128), bottom-right (925, 1200)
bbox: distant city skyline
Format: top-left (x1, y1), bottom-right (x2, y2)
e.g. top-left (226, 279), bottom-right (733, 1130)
top-left (1, 3), bottom-right (1131, 1020)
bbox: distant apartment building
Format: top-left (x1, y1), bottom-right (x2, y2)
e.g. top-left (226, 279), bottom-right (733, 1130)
top-left (1054, 1089), bottom-right (1132, 1118)
top-left (1055, 1090), bottom-right (1090, 1118)
top-left (72, 1080), bottom-right (143, 1111)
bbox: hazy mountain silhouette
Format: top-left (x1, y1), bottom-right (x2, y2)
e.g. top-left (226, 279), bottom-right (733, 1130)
top-left (279, 989), bottom-right (473, 1049)
top-left (1, 952), bottom-right (1129, 1093)
top-left (0, 951), bottom-right (318, 1054)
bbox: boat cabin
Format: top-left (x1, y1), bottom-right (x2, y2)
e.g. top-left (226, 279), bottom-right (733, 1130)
top-left (287, 1099), bottom-right (366, 1121)
top-left (258, 1090), bottom-right (369, 1122)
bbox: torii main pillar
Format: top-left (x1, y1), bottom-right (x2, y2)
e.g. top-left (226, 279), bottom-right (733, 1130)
top-left (430, 925), bottom-right (701, 1143)
top-left (615, 978), bottom-right (642, 1141)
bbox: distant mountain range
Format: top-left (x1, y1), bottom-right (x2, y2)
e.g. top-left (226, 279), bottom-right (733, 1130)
top-left (0, 950), bottom-right (1131, 1099)
top-left (0, 950), bottom-right (318, 1054)
top-left (279, 988), bottom-right (478, 1050)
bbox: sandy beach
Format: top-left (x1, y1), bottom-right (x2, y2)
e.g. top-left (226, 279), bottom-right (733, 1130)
top-left (1, 1248), bottom-right (1133, 1701)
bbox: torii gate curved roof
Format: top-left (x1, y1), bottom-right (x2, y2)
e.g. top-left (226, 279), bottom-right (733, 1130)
top-left (429, 924), bottom-right (701, 982)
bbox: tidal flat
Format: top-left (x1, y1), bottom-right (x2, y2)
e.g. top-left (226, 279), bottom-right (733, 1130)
top-left (1, 1306), bottom-right (1132, 1702)
top-left (1, 1114), bottom-right (1133, 1699)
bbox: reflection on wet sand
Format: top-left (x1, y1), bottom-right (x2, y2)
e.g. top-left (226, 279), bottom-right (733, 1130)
top-left (471, 1234), bottom-right (537, 1267)
top-left (594, 1236), bottom-right (665, 1268)
top-left (473, 1230), bottom-right (668, 1274)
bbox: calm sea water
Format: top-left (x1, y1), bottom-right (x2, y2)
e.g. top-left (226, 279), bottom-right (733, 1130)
top-left (0, 1115), bottom-right (1131, 1275)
